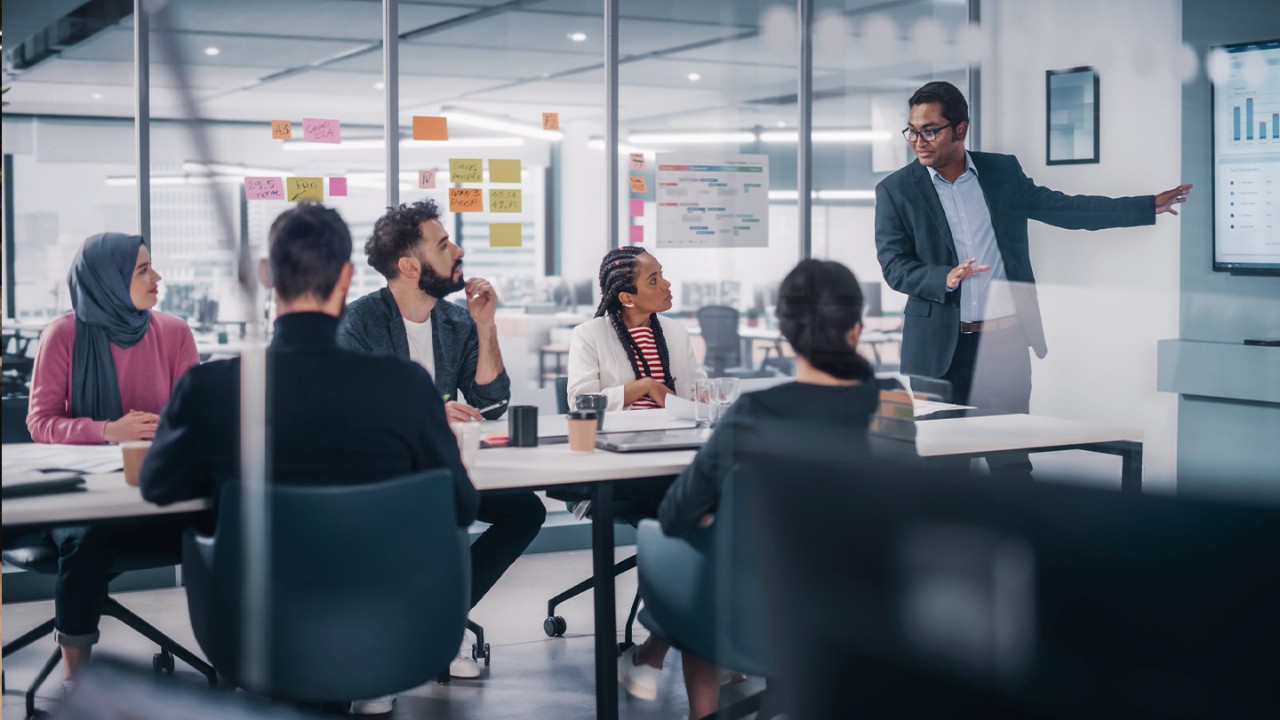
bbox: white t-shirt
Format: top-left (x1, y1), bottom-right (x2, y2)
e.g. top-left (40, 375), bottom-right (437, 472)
top-left (403, 317), bottom-right (436, 378)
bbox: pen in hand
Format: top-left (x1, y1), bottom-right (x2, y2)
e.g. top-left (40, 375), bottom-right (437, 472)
top-left (475, 399), bottom-right (509, 415)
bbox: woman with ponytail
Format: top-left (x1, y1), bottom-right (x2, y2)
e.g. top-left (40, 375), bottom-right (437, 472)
top-left (567, 246), bottom-right (700, 411)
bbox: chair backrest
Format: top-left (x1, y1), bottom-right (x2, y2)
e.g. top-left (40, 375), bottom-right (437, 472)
top-left (2, 396), bottom-right (33, 443)
top-left (696, 305), bottom-right (742, 373)
top-left (555, 376), bottom-right (570, 415)
top-left (183, 469), bottom-right (468, 703)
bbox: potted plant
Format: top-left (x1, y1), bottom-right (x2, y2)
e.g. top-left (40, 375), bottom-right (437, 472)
top-left (745, 307), bottom-right (761, 328)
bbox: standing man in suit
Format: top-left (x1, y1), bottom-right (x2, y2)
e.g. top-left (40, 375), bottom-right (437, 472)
top-left (337, 199), bottom-right (545, 677)
top-left (875, 81), bottom-right (1191, 479)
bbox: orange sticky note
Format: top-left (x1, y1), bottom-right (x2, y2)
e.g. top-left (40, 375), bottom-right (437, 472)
top-left (629, 176), bottom-right (648, 193)
top-left (542, 113), bottom-right (559, 130)
top-left (413, 116), bottom-right (448, 141)
top-left (489, 189), bottom-right (522, 213)
top-left (449, 188), bottom-right (483, 213)
top-left (630, 153), bottom-right (645, 169)
top-left (418, 170), bottom-right (437, 189)
top-left (271, 120), bottom-right (292, 139)
top-left (490, 223), bottom-right (522, 248)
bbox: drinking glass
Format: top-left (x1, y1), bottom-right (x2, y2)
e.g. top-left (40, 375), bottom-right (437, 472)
top-left (714, 377), bottom-right (740, 425)
top-left (693, 378), bottom-right (718, 428)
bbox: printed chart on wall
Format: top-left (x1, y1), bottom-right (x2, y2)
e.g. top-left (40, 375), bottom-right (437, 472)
top-left (1213, 38), bottom-right (1280, 272)
top-left (655, 154), bottom-right (768, 248)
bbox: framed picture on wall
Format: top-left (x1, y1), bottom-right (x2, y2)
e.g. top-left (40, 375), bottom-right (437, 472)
top-left (1046, 67), bottom-right (1100, 165)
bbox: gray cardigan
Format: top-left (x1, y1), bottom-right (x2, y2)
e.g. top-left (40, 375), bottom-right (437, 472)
top-left (337, 287), bottom-right (511, 420)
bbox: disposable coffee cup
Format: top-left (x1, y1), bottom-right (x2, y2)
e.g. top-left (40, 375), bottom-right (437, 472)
top-left (567, 410), bottom-right (598, 452)
top-left (121, 441), bottom-right (152, 487)
top-left (450, 421), bottom-right (481, 470)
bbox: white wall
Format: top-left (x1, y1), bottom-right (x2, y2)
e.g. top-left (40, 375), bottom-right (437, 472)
top-left (981, 0), bottom-right (1183, 491)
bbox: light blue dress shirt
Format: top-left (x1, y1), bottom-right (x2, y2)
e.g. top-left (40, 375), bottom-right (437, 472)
top-left (926, 152), bottom-right (1017, 322)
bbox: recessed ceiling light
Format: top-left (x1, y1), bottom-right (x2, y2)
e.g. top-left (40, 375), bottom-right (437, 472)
top-left (374, 81), bottom-right (385, 90)
top-left (91, 93), bottom-right (103, 100)
top-left (687, 72), bottom-right (702, 82)
top-left (567, 32), bottom-right (587, 42)
top-left (204, 47), bottom-right (220, 56)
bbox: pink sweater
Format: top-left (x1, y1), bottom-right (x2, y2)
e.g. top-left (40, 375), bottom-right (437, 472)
top-left (26, 311), bottom-right (200, 444)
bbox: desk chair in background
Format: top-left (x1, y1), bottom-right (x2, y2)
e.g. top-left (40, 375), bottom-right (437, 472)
top-left (182, 470), bottom-right (468, 704)
top-left (696, 306), bottom-right (773, 379)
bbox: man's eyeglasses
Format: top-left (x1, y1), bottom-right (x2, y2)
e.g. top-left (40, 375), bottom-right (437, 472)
top-left (902, 124), bottom-right (955, 143)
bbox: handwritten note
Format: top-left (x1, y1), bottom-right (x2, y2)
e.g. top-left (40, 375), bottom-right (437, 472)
top-left (413, 116), bottom-right (448, 141)
top-left (449, 159), bottom-right (483, 183)
top-left (302, 118), bottom-right (341, 144)
top-left (449, 188), bottom-right (483, 213)
top-left (489, 189), bottom-right (522, 213)
top-left (489, 159), bottom-right (521, 183)
top-left (418, 169), bottom-right (437, 189)
top-left (271, 121), bottom-right (292, 140)
top-left (629, 175), bottom-right (648, 193)
top-left (629, 225), bottom-right (644, 243)
top-left (542, 113), bottom-right (559, 131)
top-left (490, 223), bottom-right (523, 248)
top-left (286, 177), bottom-right (324, 202)
top-left (244, 177), bottom-right (284, 200)
top-left (630, 198), bottom-right (645, 217)
top-left (630, 153), bottom-right (645, 169)
top-left (329, 177), bottom-right (348, 197)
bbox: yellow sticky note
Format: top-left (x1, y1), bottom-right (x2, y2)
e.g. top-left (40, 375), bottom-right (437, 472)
top-left (490, 223), bottom-right (523, 248)
top-left (629, 175), bottom-right (648, 193)
top-left (286, 177), bottom-right (324, 202)
top-left (449, 188), bottom-right (483, 213)
top-left (489, 189), bottom-right (522, 213)
top-left (450, 159), bottom-right (483, 183)
top-left (542, 113), bottom-right (559, 130)
top-left (271, 120), bottom-right (292, 139)
top-left (489, 159), bottom-right (521, 183)
top-left (413, 116), bottom-right (448, 141)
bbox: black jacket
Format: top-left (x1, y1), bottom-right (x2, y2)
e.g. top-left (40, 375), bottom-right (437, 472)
top-left (140, 312), bottom-right (479, 527)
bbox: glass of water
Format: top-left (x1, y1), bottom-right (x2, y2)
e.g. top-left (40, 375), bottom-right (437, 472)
top-left (714, 377), bottom-right (740, 425)
top-left (693, 378), bottom-right (718, 428)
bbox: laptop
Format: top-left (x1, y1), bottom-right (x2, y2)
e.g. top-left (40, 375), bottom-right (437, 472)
top-left (596, 427), bottom-right (714, 453)
top-left (2, 470), bottom-right (87, 499)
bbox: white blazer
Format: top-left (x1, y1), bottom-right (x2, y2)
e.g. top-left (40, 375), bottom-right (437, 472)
top-left (567, 315), bottom-right (703, 412)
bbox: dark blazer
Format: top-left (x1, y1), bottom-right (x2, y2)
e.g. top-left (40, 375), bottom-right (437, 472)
top-left (875, 152), bottom-right (1155, 377)
top-left (337, 287), bottom-right (511, 420)
top-left (139, 312), bottom-right (479, 528)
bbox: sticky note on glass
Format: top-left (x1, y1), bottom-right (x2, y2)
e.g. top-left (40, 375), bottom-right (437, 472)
top-left (302, 118), bottom-right (341, 144)
top-left (630, 153), bottom-right (645, 169)
top-left (490, 223), bottom-right (522, 248)
top-left (629, 225), bottom-right (644, 243)
top-left (489, 159), bottom-right (521, 183)
top-left (629, 176), bottom-right (648, 193)
top-left (489, 189), bottom-right (522, 213)
top-left (271, 121), bottom-right (292, 140)
top-left (630, 199), bottom-right (645, 217)
top-left (449, 159), bottom-right (483, 183)
top-left (329, 177), bottom-right (348, 197)
top-left (244, 177), bottom-right (284, 200)
top-left (542, 113), bottom-right (559, 130)
top-left (413, 116), bottom-right (448, 141)
top-left (418, 170), bottom-right (437, 189)
top-left (449, 188), bottom-right (483, 212)
top-left (286, 177), bottom-right (324, 202)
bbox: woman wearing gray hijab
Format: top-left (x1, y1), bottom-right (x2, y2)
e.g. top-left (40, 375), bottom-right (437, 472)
top-left (25, 232), bottom-right (198, 683)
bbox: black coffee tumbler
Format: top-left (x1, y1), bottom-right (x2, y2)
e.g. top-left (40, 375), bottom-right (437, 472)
top-left (509, 405), bottom-right (539, 447)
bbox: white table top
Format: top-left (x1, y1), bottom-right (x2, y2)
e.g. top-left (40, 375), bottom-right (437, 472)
top-left (914, 413), bottom-right (1142, 457)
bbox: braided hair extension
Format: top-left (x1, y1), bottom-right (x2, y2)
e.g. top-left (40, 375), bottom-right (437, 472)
top-left (594, 246), bottom-right (676, 392)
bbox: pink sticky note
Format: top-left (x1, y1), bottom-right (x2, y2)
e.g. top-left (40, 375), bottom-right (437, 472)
top-left (630, 198), bottom-right (645, 217)
top-left (244, 177), bottom-right (284, 200)
top-left (418, 169), bottom-right (436, 189)
top-left (303, 118), bottom-right (341, 144)
top-left (329, 177), bottom-right (348, 196)
top-left (629, 225), bottom-right (644, 243)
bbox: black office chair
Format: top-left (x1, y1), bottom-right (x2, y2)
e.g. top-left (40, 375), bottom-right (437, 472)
top-left (3, 395), bottom-right (34, 443)
top-left (696, 305), bottom-right (771, 379)
top-left (182, 470), bottom-right (468, 703)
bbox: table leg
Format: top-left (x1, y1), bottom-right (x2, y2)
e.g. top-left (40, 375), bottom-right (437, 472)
top-left (1119, 441), bottom-right (1143, 495)
top-left (591, 481), bottom-right (618, 720)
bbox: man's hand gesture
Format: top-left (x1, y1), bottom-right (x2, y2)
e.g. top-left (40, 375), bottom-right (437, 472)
top-left (465, 277), bottom-right (498, 326)
top-left (946, 257), bottom-right (991, 291)
top-left (1155, 184), bottom-right (1193, 216)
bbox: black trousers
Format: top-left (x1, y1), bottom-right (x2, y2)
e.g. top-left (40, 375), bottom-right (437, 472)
top-left (939, 324), bottom-right (1035, 481)
top-left (469, 490), bottom-right (546, 607)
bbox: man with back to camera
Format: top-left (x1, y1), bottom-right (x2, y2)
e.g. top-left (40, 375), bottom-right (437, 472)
top-left (139, 203), bottom-right (478, 715)
top-left (875, 81), bottom-right (1191, 480)
top-left (337, 198), bottom-right (545, 678)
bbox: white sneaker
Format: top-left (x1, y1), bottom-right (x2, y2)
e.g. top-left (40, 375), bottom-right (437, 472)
top-left (449, 655), bottom-right (481, 679)
top-left (348, 695), bottom-right (395, 715)
top-left (617, 645), bottom-right (660, 701)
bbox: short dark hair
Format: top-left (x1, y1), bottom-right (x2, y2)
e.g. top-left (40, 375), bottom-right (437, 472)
top-left (908, 80), bottom-right (969, 126)
top-left (777, 260), bottom-right (872, 381)
top-left (267, 203), bottom-right (352, 302)
top-left (366, 199), bottom-right (442, 279)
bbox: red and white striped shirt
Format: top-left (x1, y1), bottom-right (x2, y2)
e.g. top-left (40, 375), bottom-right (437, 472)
top-left (627, 325), bottom-right (667, 410)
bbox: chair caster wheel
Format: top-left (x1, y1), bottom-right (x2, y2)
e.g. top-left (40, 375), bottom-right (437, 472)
top-left (153, 650), bottom-right (174, 674)
top-left (543, 615), bottom-right (567, 637)
top-left (475, 642), bottom-right (491, 666)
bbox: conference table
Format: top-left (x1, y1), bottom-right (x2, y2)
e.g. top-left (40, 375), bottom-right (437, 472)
top-left (1, 407), bottom-right (1142, 720)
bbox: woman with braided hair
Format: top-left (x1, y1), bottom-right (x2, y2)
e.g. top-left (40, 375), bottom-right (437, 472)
top-left (567, 246), bottom-right (700, 411)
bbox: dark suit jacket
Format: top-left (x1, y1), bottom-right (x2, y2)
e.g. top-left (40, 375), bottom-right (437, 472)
top-left (875, 152), bottom-right (1155, 377)
top-left (337, 287), bottom-right (511, 420)
top-left (139, 312), bottom-right (479, 528)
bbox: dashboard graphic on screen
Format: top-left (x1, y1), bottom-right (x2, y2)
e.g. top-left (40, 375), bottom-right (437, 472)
top-left (1213, 39), bottom-right (1280, 273)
